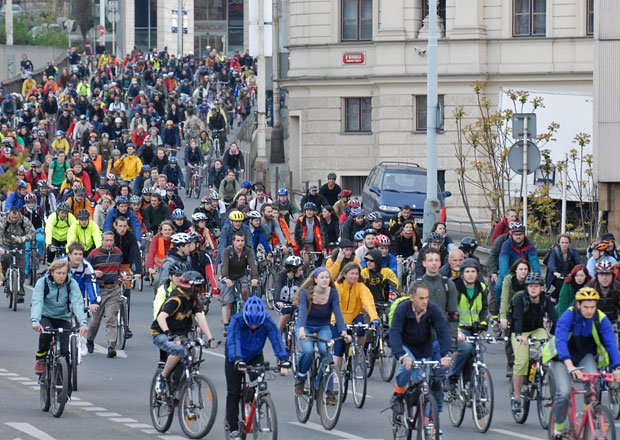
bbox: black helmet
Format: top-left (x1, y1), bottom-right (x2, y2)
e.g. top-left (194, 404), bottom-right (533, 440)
top-left (459, 237), bottom-right (478, 253)
top-left (77, 209), bottom-right (90, 220)
top-left (427, 232), bottom-right (444, 244)
top-left (178, 271), bottom-right (205, 294)
top-left (168, 262), bottom-right (185, 277)
top-left (460, 258), bottom-right (480, 272)
top-left (524, 272), bottom-right (544, 286)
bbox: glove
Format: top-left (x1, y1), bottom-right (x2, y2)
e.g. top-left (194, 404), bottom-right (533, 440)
top-left (164, 330), bottom-right (174, 338)
top-left (372, 320), bottom-right (381, 328)
top-left (234, 360), bottom-right (247, 371)
top-left (278, 359), bottom-right (291, 369)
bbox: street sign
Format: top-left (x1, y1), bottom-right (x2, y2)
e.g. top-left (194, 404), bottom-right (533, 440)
top-left (508, 140), bottom-right (541, 175)
top-left (343, 52), bottom-right (365, 65)
top-left (512, 113), bottom-right (537, 139)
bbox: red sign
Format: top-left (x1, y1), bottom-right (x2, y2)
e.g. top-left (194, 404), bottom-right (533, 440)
top-left (343, 52), bottom-right (365, 65)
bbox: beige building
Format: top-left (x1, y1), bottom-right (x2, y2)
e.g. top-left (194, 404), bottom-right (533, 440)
top-left (281, 0), bottom-right (594, 221)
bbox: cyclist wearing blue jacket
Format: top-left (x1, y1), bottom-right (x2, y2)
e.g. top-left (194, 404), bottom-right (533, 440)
top-left (495, 222), bottom-right (540, 306)
top-left (542, 287), bottom-right (620, 440)
top-left (215, 210), bottom-right (253, 265)
top-left (225, 296), bottom-right (290, 440)
top-left (4, 180), bottom-right (28, 212)
top-left (103, 196), bottom-right (143, 242)
top-left (64, 242), bottom-right (101, 311)
top-left (246, 210), bottom-right (272, 255)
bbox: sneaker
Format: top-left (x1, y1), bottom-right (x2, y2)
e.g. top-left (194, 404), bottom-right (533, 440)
top-left (17, 296), bottom-right (24, 304)
top-left (223, 324), bottom-right (229, 337)
top-left (390, 393), bottom-right (404, 415)
top-left (294, 379), bottom-right (305, 396)
top-left (511, 397), bottom-right (522, 412)
top-left (34, 359), bottom-right (46, 375)
top-left (326, 390), bottom-right (338, 406)
top-left (86, 340), bottom-right (94, 354)
top-left (506, 366), bottom-right (513, 378)
top-left (229, 430), bottom-right (241, 440)
top-left (107, 347), bottom-right (117, 358)
top-left (155, 373), bottom-right (168, 394)
top-left (126, 329), bottom-right (133, 339)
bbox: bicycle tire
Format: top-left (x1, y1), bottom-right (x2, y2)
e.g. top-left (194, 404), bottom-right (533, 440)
top-left (391, 409), bottom-right (412, 440)
top-left (584, 403), bottom-right (616, 440)
top-left (40, 364), bottom-right (50, 412)
top-left (70, 335), bottom-right (78, 392)
top-left (319, 367), bottom-right (343, 430)
top-left (264, 272), bottom-right (276, 310)
top-left (9, 269), bottom-right (18, 311)
top-left (342, 358), bottom-right (350, 404)
top-left (289, 333), bottom-right (298, 376)
top-left (472, 366), bottom-right (494, 433)
top-left (117, 299), bottom-right (127, 350)
top-left (194, 175), bottom-right (201, 199)
top-left (178, 374), bottom-right (218, 439)
top-left (510, 381), bottom-right (530, 424)
top-left (417, 393), bottom-right (440, 440)
top-left (30, 251), bottom-right (37, 286)
top-left (605, 380), bottom-right (620, 420)
top-left (446, 377), bottom-right (466, 427)
top-left (294, 359), bottom-right (313, 423)
top-left (252, 395), bottom-right (277, 439)
top-left (149, 370), bottom-right (175, 433)
top-left (537, 366), bottom-right (555, 430)
top-left (366, 341), bottom-right (376, 378)
top-left (351, 349), bottom-right (367, 408)
top-left (380, 339), bottom-right (396, 382)
top-left (50, 357), bottom-right (69, 417)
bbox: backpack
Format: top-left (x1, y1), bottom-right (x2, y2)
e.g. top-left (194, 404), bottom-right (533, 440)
top-left (388, 296), bottom-right (410, 326)
top-left (542, 244), bottom-right (556, 266)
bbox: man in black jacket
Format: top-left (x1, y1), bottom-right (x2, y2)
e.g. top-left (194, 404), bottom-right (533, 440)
top-left (113, 216), bottom-right (142, 337)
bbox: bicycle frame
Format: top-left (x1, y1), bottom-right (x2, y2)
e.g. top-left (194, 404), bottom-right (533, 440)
top-left (567, 372), bottom-right (616, 438)
top-left (403, 360), bottom-right (440, 430)
top-left (240, 363), bottom-right (275, 434)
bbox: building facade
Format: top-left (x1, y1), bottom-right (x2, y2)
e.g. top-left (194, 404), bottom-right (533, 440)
top-left (281, 0), bottom-right (594, 221)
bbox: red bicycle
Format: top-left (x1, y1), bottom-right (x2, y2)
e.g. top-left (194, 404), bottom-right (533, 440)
top-left (547, 370), bottom-right (617, 440)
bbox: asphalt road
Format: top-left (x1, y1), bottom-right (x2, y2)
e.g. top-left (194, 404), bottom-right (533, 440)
top-left (1, 194), bottom-right (617, 440)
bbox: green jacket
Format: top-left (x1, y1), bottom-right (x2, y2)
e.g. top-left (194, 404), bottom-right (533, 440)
top-left (31, 274), bottom-right (87, 326)
top-left (453, 277), bottom-right (489, 328)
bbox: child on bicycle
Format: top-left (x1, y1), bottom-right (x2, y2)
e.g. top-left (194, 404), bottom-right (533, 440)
top-left (542, 287), bottom-right (620, 440)
top-left (151, 271), bottom-right (217, 395)
top-left (273, 255), bottom-right (304, 332)
top-left (225, 296), bottom-right (290, 440)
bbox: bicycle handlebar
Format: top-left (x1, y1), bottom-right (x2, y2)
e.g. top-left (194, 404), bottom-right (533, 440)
top-left (580, 372), bottom-right (616, 383)
top-left (464, 334), bottom-right (508, 344)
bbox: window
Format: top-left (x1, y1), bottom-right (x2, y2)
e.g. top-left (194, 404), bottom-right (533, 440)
top-left (513, 0), bottom-right (546, 37)
top-left (342, 0), bottom-right (372, 41)
top-left (415, 95), bottom-right (444, 132)
top-left (422, 0), bottom-right (446, 22)
top-left (586, 0), bottom-right (594, 35)
top-left (345, 98), bottom-right (372, 132)
top-left (342, 176), bottom-right (366, 195)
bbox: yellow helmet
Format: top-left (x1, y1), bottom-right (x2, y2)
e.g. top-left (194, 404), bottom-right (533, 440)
top-left (574, 287), bottom-right (600, 301)
top-left (228, 210), bottom-right (245, 222)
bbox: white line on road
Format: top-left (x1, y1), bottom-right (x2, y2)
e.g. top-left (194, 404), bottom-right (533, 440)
top-left (8, 376), bottom-right (30, 381)
top-left (5, 423), bottom-right (57, 440)
top-left (142, 429), bottom-right (158, 434)
top-left (0, 368), bottom-right (7, 372)
top-left (96, 412), bottom-right (121, 417)
top-left (110, 417), bottom-right (138, 423)
top-left (82, 406), bottom-right (107, 411)
top-left (157, 436), bottom-right (187, 440)
top-left (0, 372), bottom-right (18, 376)
top-left (490, 428), bottom-right (546, 440)
top-left (22, 381), bottom-right (40, 386)
top-left (289, 421), bottom-right (375, 439)
top-left (125, 423), bottom-right (152, 429)
top-left (203, 349), bottom-right (225, 359)
top-left (93, 343), bottom-right (128, 358)
top-left (67, 401), bottom-right (94, 407)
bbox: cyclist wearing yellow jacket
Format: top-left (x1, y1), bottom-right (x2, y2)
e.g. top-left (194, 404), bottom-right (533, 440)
top-left (66, 210), bottom-right (102, 255)
top-left (360, 249), bottom-right (400, 303)
top-left (332, 261), bottom-right (379, 369)
top-left (45, 203), bottom-right (76, 263)
top-left (117, 145), bottom-right (143, 181)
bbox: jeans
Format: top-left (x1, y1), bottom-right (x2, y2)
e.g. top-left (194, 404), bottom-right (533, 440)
top-left (152, 333), bottom-right (189, 358)
top-left (395, 346), bottom-right (424, 389)
top-left (431, 339), bottom-right (447, 412)
top-left (450, 329), bottom-right (475, 380)
top-left (25, 230), bottom-right (45, 275)
top-left (551, 354), bottom-right (597, 424)
top-left (295, 324), bottom-right (332, 381)
top-left (332, 314), bottom-right (364, 357)
top-left (225, 351), bottom-right (264, 432)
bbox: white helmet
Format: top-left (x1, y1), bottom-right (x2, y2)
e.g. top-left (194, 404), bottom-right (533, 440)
top-left (171, 232), bottom-right (191, 245)
top-left (246, 211), bottom-right (261, 219)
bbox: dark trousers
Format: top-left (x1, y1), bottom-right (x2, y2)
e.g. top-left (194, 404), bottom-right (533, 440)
top-left (225, 351), bottom-right (264, 432)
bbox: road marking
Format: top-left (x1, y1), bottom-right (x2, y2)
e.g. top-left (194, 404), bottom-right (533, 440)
top-left (125, 423), bottom-right (152, 429)
top-left (29, 386), bottom-right (39, 390)
top-left (6, 423), bottom-right (57, 440)
top-left (22, 381), bottom-right (40, 386)
top-left (289, 421), bottom-right (374, 439)
top-left (490, 429), bottom-right (546, 440)
top-left (0, 372), bottom-right (18, 376)
top-left (203, 350), bottom-right (225, 359)
top-left (93, 343), bottom-right (128, 358)
top-left (158, 436), bottom-right (187, 440)
top-left (96, 412), bottom-right (121, 417)
top-left (82, 406), bottom-right (107, 411)
top-left (142, 429), bottom-right (158, 434)
top-left (0, 368), bottom-right (7, 372)
top-left (67, 401), bottom-right (93, 407)
top-left (110, 417), bottom-right (138, 423)
top-left (8, 376), bottom-right (30, 381)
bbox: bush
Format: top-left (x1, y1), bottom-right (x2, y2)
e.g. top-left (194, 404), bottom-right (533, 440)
top-left (0, 14), bottom-right (68, 47)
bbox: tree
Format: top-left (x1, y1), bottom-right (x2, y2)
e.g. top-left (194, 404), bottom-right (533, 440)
top-left (72, 0), bottom-right (93, 42)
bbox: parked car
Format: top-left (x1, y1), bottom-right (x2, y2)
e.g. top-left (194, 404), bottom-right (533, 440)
top-left (361, 161), bottom-right (451, 229)
top-left (0, 4), bottom-right (23, 15)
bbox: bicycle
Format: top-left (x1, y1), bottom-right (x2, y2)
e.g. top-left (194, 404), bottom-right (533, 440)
top-left (210, 129), bottom-right (225, 159)
top-left (388, 359), bottom-right (442, 440)
top-left (224, 362), bottom-right (279, 439)
top-left (342, 322), bottom-right (369, 408)
top-left (117, 276), bottom-right (136, 350)
top-left (3, 247), bottom-right (24, 311)
top-left (283, 307), bottom-right (298, 375)
top-left (366, 301), bottom-right (397, 382)
top-left (597, 365), bottom-right (620, 420)
top-left (257, 251), bottom-right (277, 310)
top-left (446, 332), bottom-right (503, 433)
top-left (188, 163), bottom-right (205, 199)
top-left (547, 370), bottom-right (617, 440)
top-left (230, 278), bottom-right (249, 316)
top-left (294, 334), bottom-right (344, 430)
top-left (27, 238), bottom-right (39, 286)
top-left (149, 337), bottom-right (218, 438)
top-left (509, 337), bottom-right (555, 429)
top-left (39, 327), bottom-right (73, 418)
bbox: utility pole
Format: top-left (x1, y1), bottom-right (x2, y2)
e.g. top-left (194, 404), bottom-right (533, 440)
top-left (422, 0), bottom-right (440, 239)
top-left (178, 0), bottom-right (183, 57)
top-left (256, 0), bottom-right (267, 163)
top-left (6, 0), bottom-right (13, 46)
top-left (272, 0), bottom-right (280, 128)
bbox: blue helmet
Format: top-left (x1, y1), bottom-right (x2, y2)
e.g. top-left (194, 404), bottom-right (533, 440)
top-left (115, 196), bottom-right (129, 205)
top-left (243, 296), bottom-right (266, 328)
top-left (354, 230), bottom-right (365, 241)
top-left (241, 180), bottom-right (252, 189)
top-left (351, 207), bottom-right (364, 217)
top-left (277, 187), bottom-right (288, 196)
top-left (169, 156), bottom-right (178, 163)
top-left (172, 208), bottom-right (185, 219)
top-left (303, 202), bottom-right (317, 211)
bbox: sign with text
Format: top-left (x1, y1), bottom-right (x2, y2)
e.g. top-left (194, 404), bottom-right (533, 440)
top-left (342, 52), bottom-right (365, 65)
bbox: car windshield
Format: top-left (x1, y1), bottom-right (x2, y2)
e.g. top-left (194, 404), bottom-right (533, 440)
top-left (381, 172), bottom-right (425, 193)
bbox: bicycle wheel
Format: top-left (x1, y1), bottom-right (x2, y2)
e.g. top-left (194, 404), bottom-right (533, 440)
top-left (50, 357), bottom-right (69, 417)
top-left (318, 367), bottom-right (343, 430)
top-left (40, 364), bottom-right (50, 412)
top-left (537, 366), bottom-right (555, 430)
top-left (135, 275), bottom-right (144, 292)
top-left (446, 377), bottom-right (466, 427)
top-left (366, 341), bottom-right (376, 378)
top-left (70, 335), bottom-right (78, 392)
top-left (178, 374), bottom-right (218, 439)
top-left (392, 406), bottom-right (412, 440)
top-left (252, 395), bottom-right (277, 439)
top-left (380, 340), bottom-right (397, 382)
top-left (351, 349), bottom-right (367, 408)
top-left (472, 366), bottom-right (494, 433)
top-left (342, 357), bottom-right (350, 404)
top-left (510, 381), bottom-right (530, 424)
top-left (117, 300), bottom-right (127, 350)
top-left (584, 404), bottom-right (616, 440)
top-left (10, 270), bottom-right (18, 311)
top-left (149, 370), bottom-right (174, 433)
top-left (30, 252), bottom-right (37, 286)
top-left (294, 366), bottom-right (313, 423)
top-left (606, 381), bottom-right (620, 420)
top-left (417, 393), bottom-right (440, 440)
top-left (194, 176), bottom-right (201, 199)
top-left (264, 272), bottom-right (276, 310)
top-left (289, 334), bottom-right (298, 376)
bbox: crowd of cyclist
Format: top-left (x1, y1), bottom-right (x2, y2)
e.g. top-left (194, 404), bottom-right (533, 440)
top-left (3, 47), bottom-right (620, 440)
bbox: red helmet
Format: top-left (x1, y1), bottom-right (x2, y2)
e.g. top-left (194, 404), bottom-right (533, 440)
top-left (165, 182), bottom-right (176, 190)
top-left (595, 260), bottom-right (615, 275)
top-left (374, 234), bottom-right (391, 246)
top-left (347, 199), bottom-right (361, 208)
top-left (339, 189), bottom-right (352, 197)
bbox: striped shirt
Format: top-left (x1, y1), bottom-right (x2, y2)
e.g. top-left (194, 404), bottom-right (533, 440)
top-left (88, 246), bottom-right (123, 285)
